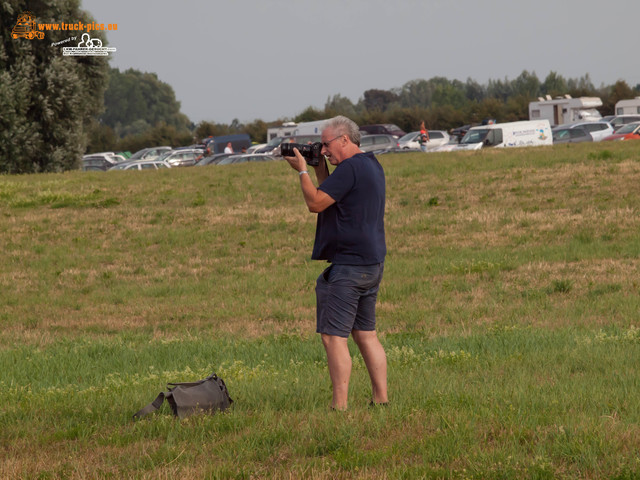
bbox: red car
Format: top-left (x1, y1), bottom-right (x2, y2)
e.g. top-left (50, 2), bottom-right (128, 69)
top-left (602, 122), bottom-right (640, 141)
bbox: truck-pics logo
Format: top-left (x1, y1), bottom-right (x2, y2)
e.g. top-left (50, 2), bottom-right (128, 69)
top-left (11, 11), bottom-right (118, 48)
top-left (12, 11), bottom-right (44, 40)
top-left (62, 33), bottom-right (116, 56)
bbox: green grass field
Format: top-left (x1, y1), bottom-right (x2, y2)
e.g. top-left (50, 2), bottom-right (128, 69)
top-left (1, 142), bottom-right (640, 479)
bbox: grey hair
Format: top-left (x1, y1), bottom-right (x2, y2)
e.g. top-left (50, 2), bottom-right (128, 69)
top-left (324, 115), bottom-right (361, 146)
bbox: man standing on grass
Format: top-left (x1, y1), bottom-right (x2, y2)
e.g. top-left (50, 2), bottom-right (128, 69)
top-left (283, 115), bottom-right (388, 410)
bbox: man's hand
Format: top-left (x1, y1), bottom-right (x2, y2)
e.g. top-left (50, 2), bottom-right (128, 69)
top-left (283, 147), bottom-right (307, 172)
top-left (284, 147), bottom-right (335, 213)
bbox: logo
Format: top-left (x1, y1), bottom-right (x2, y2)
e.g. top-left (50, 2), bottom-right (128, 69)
top-left (62, 33), bottom-right (116, 56)
top-left (11, 12), bottom-right (118, 54)
top-left (12, 11), bottom-right (44, 40)
top-left (538, 128), bottom-right (548, 141)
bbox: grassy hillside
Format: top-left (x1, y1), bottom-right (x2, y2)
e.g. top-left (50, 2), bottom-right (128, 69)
top-left (1, 142), bottom-right (640, 478)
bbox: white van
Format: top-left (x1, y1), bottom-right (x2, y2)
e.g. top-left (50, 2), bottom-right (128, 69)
top-left (452, 120), bottom-right (552, 151)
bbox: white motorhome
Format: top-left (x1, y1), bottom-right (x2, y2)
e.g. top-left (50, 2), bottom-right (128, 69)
top-left (266, 122), bottom-right (297, 141)
top-left (451, 120), bottom-right (552, 151)
top-left (615, 97), bottom-right (640, 115)
top-left (292, 119), bottom-right (328, 137)
top-left (529, 95), bottom-right (602, 127)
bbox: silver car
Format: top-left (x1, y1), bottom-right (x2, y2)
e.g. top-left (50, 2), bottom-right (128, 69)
top-left (552, 126), bottom-right (593, 144)
top-left (604, 115), bottom-right (640, 131)
top-left (564, 122), bottom-right (614, 142)
top-left (159, 149), bottom-right (203, 167)
top-left (128, 146), bottom-right (172, 161)
top-left (359, 134), bottom-right (399, 154)
top-left (108, 160), bottom-right (171, 171)
top-left (398, 130), bottom-right (451, 151)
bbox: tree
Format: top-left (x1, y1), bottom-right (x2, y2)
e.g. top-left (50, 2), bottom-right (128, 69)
top-left (465, 78), bottom-right (486, 102)
top-left (429, 105), bottom-right (467, 131)
top-left (566, 74), bottom-right (596, 97)
top-left (118, 122), bottom-right (192, 154)
top-left (362, 89), bottom-right (399, 112)
top-left (194, 121), bottom-right (219, 141)
top-left (398, 79), bottom-right (432, 108)
top-left (599, 80), bottom-right (635, 116)
top-left (512, 70), bottom-right (541, 99)
top-left (86, 121), bottom-right (117, 154)
top-left (431, 80), bottom-right (466, 109)
top-left (386, 107), bottom-right (423, 134)
top-left (324, 94), bottom-right (357, 117)
top-left (0, 0), bottom-right (109, 173)
top-left (487, 77), bottom-right (513, 102)
top-left (504, 95), bottom-right (530, 122)
top-left (243, 119), bottom-right (268, 144)
top-left (102, 67), bottom-right (190, 137)
top-left (541, 71), bottom-right (568, 98)
top-left (609, 80), bottom-right (635, 105)
top-left (294, 106), bottom-right (325, 122)
top-left (469, 98), bottom-right (505, 124)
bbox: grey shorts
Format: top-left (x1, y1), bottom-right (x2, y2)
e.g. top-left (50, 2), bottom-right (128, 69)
top-left (315, 263), bottom-right (384, 338)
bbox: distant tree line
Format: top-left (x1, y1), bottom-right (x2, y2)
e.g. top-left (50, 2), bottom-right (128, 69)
top-left (2, 6), bottom-right (640, 178)
top-left (102, 70), bottom-right (640, 155)
top-left (98, 70), bottom-right (639, 154)
top-left (316, 72), bottom-right (639, 135)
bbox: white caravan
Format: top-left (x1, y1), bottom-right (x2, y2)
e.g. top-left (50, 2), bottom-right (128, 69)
top-left (451, 120), bottom-right (552, 151)
top-left (615, 97), bottom-right (640, 115)
top-left (529, 95), bottom-right (602, 127)
top-left (292, 119), bottom-right (329, 137)
top-left (266, 122), bottom-right (297, 141)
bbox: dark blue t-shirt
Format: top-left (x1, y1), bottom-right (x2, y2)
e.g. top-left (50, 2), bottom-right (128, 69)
top-left (312, 152), bottom-right (386, 265)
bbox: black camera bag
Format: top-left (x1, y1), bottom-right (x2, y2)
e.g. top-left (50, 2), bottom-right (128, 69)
top-left (133, 372), bottom-right (233, 420)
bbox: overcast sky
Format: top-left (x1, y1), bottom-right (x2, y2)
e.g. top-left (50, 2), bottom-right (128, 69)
top-left (79, 0), bottom-right (640, 125)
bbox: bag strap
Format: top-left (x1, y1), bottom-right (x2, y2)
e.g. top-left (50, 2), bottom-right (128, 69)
top-left (167, 380), bottom-right (204, 387)
top-left (168, 373), bottom-right (220, 388)
top-left (133, 373), bottom-right (229, 419)
top-left (133, 391), bottom-right (168, 419)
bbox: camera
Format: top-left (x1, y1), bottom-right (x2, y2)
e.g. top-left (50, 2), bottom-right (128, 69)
top-left (280, 142), bottom-right (323, 166)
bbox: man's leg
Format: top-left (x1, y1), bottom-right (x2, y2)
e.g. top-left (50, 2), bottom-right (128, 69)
top-left (321, 333), bottom-right (351, 410)
top-left (352, 329), bottom-right (388, 404)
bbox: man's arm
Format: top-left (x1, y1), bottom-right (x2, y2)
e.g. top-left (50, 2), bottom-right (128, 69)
top-left (299, 171), bottom-right (334, 213)
top-left (313, 158), bottom-right (330, 184)
top-left (284, 149), bottom-right (335, 213)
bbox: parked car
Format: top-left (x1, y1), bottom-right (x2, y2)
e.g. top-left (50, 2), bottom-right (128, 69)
top-left (195, 152), bottom-right (237, 166)
top-left (552, 126), bottom-right (593, 144)
top-left (602, 121), bottom-right (640, 141)
top-left (108, 160), bottom-right (171, 171)
top-left (359, 124), bottom-right (406, 138)
top-left (217, 154), bottom-right (278, 165)
top-left (397, 130), bottom-right (451, 151)
top-left (605, 115), bottom-right (640, 131)
top-left (128, 146), bottom-right (172, 161)
top-left (246, 143), bottom-right (267, 153)
top-left (359, 134), bottom-right (399, 154)
top-left (254, 136), bottom-right (288, 154)
top-left (564, 121), bottom-right (614, 142)
top-left (158, 149), bottom-right (203, 167)
top-left (81, 154), bottom-right (118, 171)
